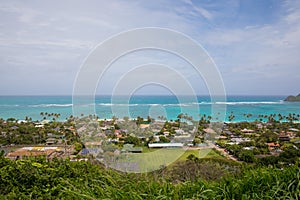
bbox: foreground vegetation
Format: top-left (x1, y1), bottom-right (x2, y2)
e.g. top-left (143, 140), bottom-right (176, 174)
top-left (0, 153), bottom-right (299, 199)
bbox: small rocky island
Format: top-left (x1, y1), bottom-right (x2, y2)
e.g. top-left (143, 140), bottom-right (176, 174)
top-left (284, 93), bottom-right (300, 102)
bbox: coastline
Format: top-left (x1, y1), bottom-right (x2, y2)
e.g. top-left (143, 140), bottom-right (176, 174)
top-left (0, 95), bottom-right (299, 122)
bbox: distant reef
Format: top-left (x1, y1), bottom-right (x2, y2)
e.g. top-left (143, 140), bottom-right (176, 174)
top-left (284, 93), bottom-right (300, 102)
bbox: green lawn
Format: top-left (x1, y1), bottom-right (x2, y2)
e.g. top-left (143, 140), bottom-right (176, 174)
top-left (177, 148), bottom-right (222, 161)
top-left (108, 148), bottom-right (223, 173)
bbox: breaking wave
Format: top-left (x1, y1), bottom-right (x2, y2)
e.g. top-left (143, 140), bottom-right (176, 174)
top-left (29, 104), bottom-right (73, 108)
top-left (0, 101), bottom-right (284, 108)
top-left (96, 101), bottom-right (284, 107)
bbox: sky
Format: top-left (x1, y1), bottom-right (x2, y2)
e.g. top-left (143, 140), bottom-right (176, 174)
top-left (0, 0), bottom-right (300, 96)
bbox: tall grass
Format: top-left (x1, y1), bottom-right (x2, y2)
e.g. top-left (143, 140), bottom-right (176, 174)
top-left (0, 156), bottom-right (299, 199)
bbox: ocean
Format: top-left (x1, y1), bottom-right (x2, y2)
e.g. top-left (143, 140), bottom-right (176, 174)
top-left (0, 95), bottom-right (299, 122)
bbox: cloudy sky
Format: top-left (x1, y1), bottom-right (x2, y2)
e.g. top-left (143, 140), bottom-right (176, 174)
top-left (0, 0), bottom-right (299, 96)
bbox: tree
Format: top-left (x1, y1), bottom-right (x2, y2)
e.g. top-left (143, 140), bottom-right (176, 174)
top-left (279, 146), bottom-right (300, 164)
top-left (147, 116), bottom-right (152, 123)
top-left (177, 113), bottom-right (183, 121)
top-left (238, 150), bottom-right (255, 163)
top-left (124, 136), bottom-right (140, 146)
top-left (228, 112), bottom-right (235, 122)
top-left (159, 136), bottom-right (170, 143)
top-left (192, 138), bottom-right (201, 146)
top-left (74, 142), bottom-right (83, 154)
top-left (136, 116), bottom-right (144, 125)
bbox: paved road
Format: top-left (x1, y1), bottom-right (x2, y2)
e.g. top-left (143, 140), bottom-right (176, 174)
top-left (212, 144), bottom-right (238, 161)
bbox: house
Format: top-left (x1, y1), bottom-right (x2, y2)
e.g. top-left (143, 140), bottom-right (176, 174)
top-left (10, 126), bottom-right (19, 130)
top-left (80, 148), bottom-right (90, 155)
top-left (173, 134), bottom-right (193, 143)
top-left (17, 120), bottom-right (27, 124)
top-left (256, 123), bottom-right (263, 129)
top-left (41, 120), bottom-right (50, 125)
top-left (215, 135), bottom-right (227, 139)
top-left (47, 133), bottom-right (65, 139)
top-left (148, 143), bottom-right (184, 148)
top-left (163, 131), bottom-right (170, 136)
top-left (266, 142), bottom-right (280, 150)
top-left (241, 128), bottom-right (255, 134)
top-left (243, 146), bottom-right (255, 150)
top-left (224, 131), bottom-right (234, 136)
top-left (175, 129), bottom-right (184, 135)
top-left (279, 132), bottom-right (290, 141)
top-left (52, 127), bottom-right (60, 132)
top-left (196, 143), bottom-right (208, 147)
top-left (85, 141), bottom-right (102, 147)
top-left (140, 124), bottom-right (150, 129)
top-left (46, 138), bottom-right (57, 145)
top-left (46, 133), bottom-right (64, 145)
top-left (230, 137), bottom-right (251, 144)
top-left (6, 147), bottom-right (60, 160)
top-left (35, 124), bottom-right (44, 128)
top-left (80, 148), bottom-right (103, 156)
top-left (293, 139), bottom-right (300, 144)
top-left (286, 131), bottom-right (296, 138)
top-left (203, 128), bottom-right (216, 134)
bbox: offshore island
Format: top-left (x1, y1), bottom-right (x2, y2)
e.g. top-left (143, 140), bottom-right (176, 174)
top-left (284, 93), bottom-right (300, 102)
top-left (0, 113), bottom-right (299, 199)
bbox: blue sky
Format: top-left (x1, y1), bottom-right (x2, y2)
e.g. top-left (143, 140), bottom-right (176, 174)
top-left (0, 0), bottom-right (299, 95)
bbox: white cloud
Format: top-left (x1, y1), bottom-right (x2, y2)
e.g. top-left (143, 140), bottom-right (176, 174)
top-left (182, 0), bottom-right (214, 20)
top-left (0, 0), bottom-right (299, 95)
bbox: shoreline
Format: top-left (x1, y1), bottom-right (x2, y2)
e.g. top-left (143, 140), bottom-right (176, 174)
top-left (1, 115), bottom-right (300, 123)
top-left (1, 95), bottom-right (299, 122)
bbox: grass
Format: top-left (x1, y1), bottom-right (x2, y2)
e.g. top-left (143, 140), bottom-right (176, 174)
top-left (108, 147), bottom-right (224, 173)
top-left (177, 148), bottom-right (223, 161)
top-left (111, 148), bottom-right (186, 172)
top-left (1, 155), bottom-right (299, 199)
top-left (140, 146), bottom-right (159, 153)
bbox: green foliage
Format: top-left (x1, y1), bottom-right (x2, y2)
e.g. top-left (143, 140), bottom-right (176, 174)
top-left (74, 142), bottom-right (83, 154)
top-left (279, 145), bottom-right (300, 164)
top-left (0, 156), bottom-right (299, 199)
top-left (238, 150), bottom-right (256, 163)
top-left (124, 136), bottom-right (141, 146)
top-left (159, 136), bottom-right (170, 143)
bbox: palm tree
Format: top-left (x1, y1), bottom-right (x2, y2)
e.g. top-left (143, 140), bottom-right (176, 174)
top-left (247, 113), bottom-right (253, 118)
top-left (207, 115), bottom-right (212, 121)
top-left (228, 112), bottom-right (235, 122)
top-left (278, 114), bottom-right (283, 121)
top-left (177, 113), bottom-right (183, 121)
top-left (147, 116), bottom-right (152, 123)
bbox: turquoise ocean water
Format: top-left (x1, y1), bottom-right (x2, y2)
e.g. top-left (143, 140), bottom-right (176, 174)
top-left (0, 95), bottom-right (299, 122)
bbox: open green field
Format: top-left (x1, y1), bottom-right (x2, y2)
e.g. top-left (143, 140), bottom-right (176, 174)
top-left (108, 148), bottom-right (223, 173)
